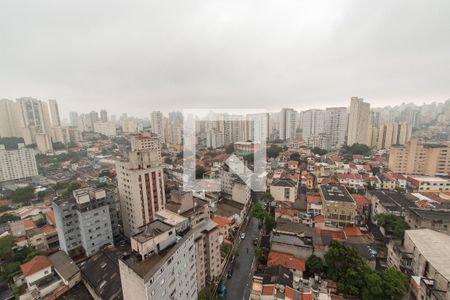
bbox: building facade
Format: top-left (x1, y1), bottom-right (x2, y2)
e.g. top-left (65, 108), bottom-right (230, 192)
top-left (347, 97), bottom-right (371, 146)
top-left (0, 143), bottom-right (38, 182)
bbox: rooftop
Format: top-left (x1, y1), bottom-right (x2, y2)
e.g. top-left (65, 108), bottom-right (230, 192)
top-left (132, 220), bottom-right (173, 243)
top-left (370, 190), bottom-right (415, 212)
top-left (48, 251), bottom-right (79, 282)
top-left (272, 179), bottom-right (297, 188)
top-left (408, 176), bottom-right (449, 183)
top-left (406, 229), bottom-right (450, 281)
top-left (409, 208), bottom-right (450, 222)
top-left (320, 185), bottom-right (354, 203)
top-left (20, 256), bottom-right (51, 277)
top-left (268, 251), bottom-right (305, 271)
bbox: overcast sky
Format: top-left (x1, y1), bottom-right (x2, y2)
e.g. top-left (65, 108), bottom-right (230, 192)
top-left (1, 0), bottom-right (450, 118)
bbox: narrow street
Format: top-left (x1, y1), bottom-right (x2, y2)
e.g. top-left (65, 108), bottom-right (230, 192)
top-left (224, 217), bottom-right (260, 300)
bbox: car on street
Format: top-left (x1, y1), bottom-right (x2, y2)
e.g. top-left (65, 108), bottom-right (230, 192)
top-left (240, 232), bottom-right (246, 239)
top-left (253, 238), bottom-right (258, 246)
top-left (227, 268), bottom-right (233, 278)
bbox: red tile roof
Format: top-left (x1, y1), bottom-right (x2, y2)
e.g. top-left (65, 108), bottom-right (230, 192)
top-left (41, 225), bottom-right (56, 235)
top-left (24, 219), bottom-right (36, 231)
top-left (301, 292), bottom-right (313, 300)
top-left (343, 226), bottom-right (362, 237)
top-left (285, 287), bottom-right (294, 299)
top-left (46, 211), bottom-right (56, 225)
top-left (20, 256), bottom-right (51, 276)
top-left (316, 228), bottom-right (346, 240)
top-left (352, 194), bottom-right (369, 206)
top-left (275, 207), bottom-right (299, 218)
top-left (313, 215), bottom-right (325, 223)
top-left (262, 285), bottom-right (275, 296)
top-left (212, 215), bottom-right (233, 227)
top-left (307, 195), bottom-right (321, 204)
top-left (268, 251), bottom-right (305, 271)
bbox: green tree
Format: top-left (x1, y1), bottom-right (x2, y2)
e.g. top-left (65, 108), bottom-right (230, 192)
top-left (10, 186), bottom-right (35, 203)
top-left (382, 268), bottom-right (408, 299)
top-left (261, 192), bottom-right (274, 202)
top-left (52, 141), bottom-right (66, 150)
top-left (225, 143), bottom-right (234, 154)
top-left (312, 147), bottom-right (327, 156)
top-left (243, 153), bottom-right (254, 164)
top-left (361, 272), bottom-right (384, 300)
top-left (267, 144), bottom-right (282, 158)
top-left (196, 166), bottom-right (206, 179)
top-left (62, 182), bottom-right (81, 197)
top-left (0, 213), bottom-right (20, 225)
top-left (325, 241), bottom-right (370, 296)
top-left (374, 214), bottom-right (410, 240)
top-left (221, 243), bottom-right (232, 256)
top-left (305, 254), bottom-right (324, 277)
top-left (289, 152), bottom-right (301, 161)
top-left (252, 202), bottom-right (267, 220)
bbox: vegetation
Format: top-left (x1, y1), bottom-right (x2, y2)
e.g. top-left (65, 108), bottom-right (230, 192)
top-left (289, 152), bottom-right (301, 161)
top-left (196, 166), bottom-right (206, 179)
top-left (305, 254), bottom-right (324, 277)
top-left (52, 141), bottom-right (66, 150)
top-left (311, 147), bottom-right (327, 156)
top-left (10, 186), bottom-right (35, 204)
top-left (341, 143), bottom-right (371, 156)
top-left (0, 213), bottom-right (20, 225)
top-left (325, 241), bottom-right (408, 299)
top-left (225, 143), bottom-right (234, 154)
top-left (62, 182), bottom-right (81, 198)
top-left (267, 144), bottom-right (282, 158)
top-left (252, 202), bottom-right (275, 232)
top-left (374, 214), bottom-right (410, 240)
top-left (221, 243), bottom-right (232, 257)
top-left (254, 247), bottom-right (267, 265)
top-left (112, 136), bottom-right (130, 145)
top-left (260, 192), bottom-right (274, 202)
top-left (243, 153), bottom-right (254, 164)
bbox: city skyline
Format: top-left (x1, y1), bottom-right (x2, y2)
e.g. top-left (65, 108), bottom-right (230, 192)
top-left (1, 1), bottom-right (450, 117)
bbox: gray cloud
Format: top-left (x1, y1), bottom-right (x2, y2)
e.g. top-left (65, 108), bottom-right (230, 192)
top-left (0, 0), bottom-right (449, 118)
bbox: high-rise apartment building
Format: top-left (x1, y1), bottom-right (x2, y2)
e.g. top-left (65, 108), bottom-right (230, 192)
top-left (16, 97), bottom-right (53, 136)
top-left (0, 99), bottom-right (22, 138)
top-left (388, 139), bottom-right (450, 176)
top-left (347, 97), bottom-right (371, 145)
top-left (100, 109), bottom-right (108, 122)
top-left (119, 221), bottom-right (198, 300)
top-left (0, 144), bottom-right (38, 183)
top-left (324, 107), bottom-right (348, 150)
top-left (279, 108), bottom-right (296, 141)
top-left (93, 121), bottom-right (117, 137)
top-left (48, 99), bottom-right (61, 127)
top-left (69, 112), bottom-right (79, 127)
top-left (150, 111), bottom-right (165, 144)
top-left (302, 109), bottom-right (325, 142)
top-left (52, 188), bottom-right (115, 257)
top-left (116, 132), bottom-right (165, 237)
top-left (206, 129), bottom-right (224, 149)
top-left (376, 122), bottom-right (412, 149)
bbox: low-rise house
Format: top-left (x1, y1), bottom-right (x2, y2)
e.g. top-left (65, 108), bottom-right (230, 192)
top-left (287, 160), bottom-right (299, 171)
top-left (274, 208), bottom-right (300, 222)
top-left (212, 215), bottom-right (233, 241)
top-left (405, 208), bottom-right (450, 235)
top-left (270, 179), bottom-right (298, 202)
top-left (319, 185), bottom-right (357, 227)
top-left (267, 251), bottom-right (305, 282)
top-left (379, 172), bottom-right (407, 190)
top-left (387, 229), bottom-right (450, 300)
top-left (306, 195), bottom-right (322, 216)
top-left (407, 176), bottom-right (450, 192)
top-left (367, 190), bottom-right (415, 219)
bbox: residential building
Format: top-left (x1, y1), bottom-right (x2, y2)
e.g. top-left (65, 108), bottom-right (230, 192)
top-left (193, 219), bottom-right (221, 291)
top-left (48, 99), bottom-right (61, 127)
top-left (302, 109), bottom-right (325, 144)
top-left (405, 208), bottom-right (450, 235)
top-left (347, 97), bottom-right (371, 145)
top-left (270, 179), bottom-right (298, 202)
top-left (100, 109), bottom-right (108, 122)
top-left (150, 111), bottom-right (165, 144)
top-left (0, 143), bottom-right (38, 182)
top-left (93, 121), bottom-right (116, 136)
top-left (407, 176), bottom-right (450, 192)
top-left (367, 190), bottom-right (415, 219)
top-left (69, 112), bottom-right (78, 127)
top-left (116, 132), bottom-right (165, 237)
top-left (206, 129), bottom-right (224, 149)
top-left (387, 229), bottom-right (450, 300)
top-left (388, 139), bottom-right (450, 176)
top-left (0, 98), bottom-right (22, 138)
top-left (119, 221), bottom-right (197, 300)
top-left (319, 185), bottom-right (357, 227)
top-left (324, 107), bottom-right (347, 150)
top-left (376, 122), bottom-right (412, 149)
top-left (279, 108), bottom-right (296, 141)
top-left (52, 188), bottom-right (115, 257)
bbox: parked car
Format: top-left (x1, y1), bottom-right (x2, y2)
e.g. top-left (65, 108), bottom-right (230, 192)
top-left (240, 232), bottom-right (246, 239)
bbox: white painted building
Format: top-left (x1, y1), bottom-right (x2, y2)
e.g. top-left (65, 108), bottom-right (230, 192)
top-left (0, 143), bottom-right (38, 182)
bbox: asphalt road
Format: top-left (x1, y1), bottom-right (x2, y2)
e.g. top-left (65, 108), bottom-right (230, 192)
top-left (224, 217), bottom-right (260, 300)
